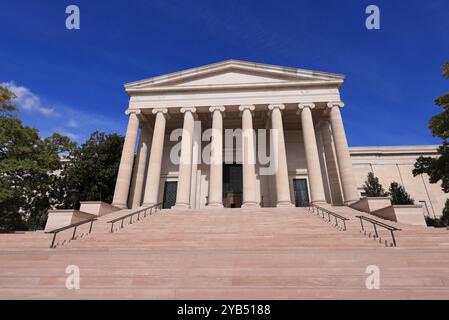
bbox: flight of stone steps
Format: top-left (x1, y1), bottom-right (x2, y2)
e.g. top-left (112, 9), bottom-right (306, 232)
top-left (1, 207), bottom-right (449, 299)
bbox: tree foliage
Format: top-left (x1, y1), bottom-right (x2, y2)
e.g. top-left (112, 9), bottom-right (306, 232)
top-left (426, 199), bottom-right (449, 228)
top-left (413, 62), bottom-right (449, 193)
top-left (0, 86), bottom-right (74, 232)
top-left (389, 182), bottom-right (414, 205)
top-left (54, 132), bottom-right (124, 209)
top-left (413, 143), bottom-right (449, 192)
top-left (0, 84), bottom-right (125, 232)
top-left (363, 172), bottom-right (388, 197)
top-left (0, 86), bottom-right (17, 115)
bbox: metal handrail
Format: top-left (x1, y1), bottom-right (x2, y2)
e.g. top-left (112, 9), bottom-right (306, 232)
top-left (107, 203), bottom-right (163, 233)
top-left (307, 204), bottom-right (349, 231)
top-left (356, 215), bottom-right (401, 247)
top-left (45, 218), bottom-right (97, 249)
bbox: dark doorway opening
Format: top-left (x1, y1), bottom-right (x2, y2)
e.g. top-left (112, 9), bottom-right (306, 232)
top-left (163, 181), bottom-right (178, 209)
top-left (223, 164), bottom-right (243, 208)
top-left (293, 179), bottom-right (310, 207)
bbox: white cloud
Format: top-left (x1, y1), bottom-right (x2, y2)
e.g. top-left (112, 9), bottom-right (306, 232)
top-left (1, 81), bottom-right (58, 116)
top-left (54, 128), bottom-right (80, 141)
top-left (1, 81), bottom-right (124, 143)
top-left (67, 119), bottom-right (79, 128)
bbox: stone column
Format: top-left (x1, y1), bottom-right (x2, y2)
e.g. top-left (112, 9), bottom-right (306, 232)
top-left (328, 102), bottom-right (359, 204)
top-left (207, 106), bottom-right (225, 208)
top-left (142, 108), bottom-right (168, 207)
top-left (268, 104), bottom-right (293, 207)
top-left (128, 124), bottom-right (152, 209)
top-left (298, 103), bottom-right (326, 204)
top-left (239, 105), bottom-right (260, 208)
top-left (112, 109), bottom-right (141, 209)
top-left (174, 107), bottom-right (196, 209)
top-left (320, 120), bottom-right (344, 205)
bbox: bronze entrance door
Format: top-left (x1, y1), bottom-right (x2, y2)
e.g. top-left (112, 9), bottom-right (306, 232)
top-left (223, 164), bottom-right (243, 208)
top-left (162, 181), bottom-right (177, 209)
top-left (293, 179), bottom-right (310, 207)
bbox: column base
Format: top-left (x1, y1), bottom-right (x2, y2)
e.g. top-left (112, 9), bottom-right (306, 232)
top-left (142, 202), bottom-right (157, 208)
top-left (242, 202), bottom-right (260, 208)
top-left (111, 203), bottom-right (128, 210)
top-left (207, 203), bottom-right (224, 209)
top-left (344, 199), bottom-right (359, 206)
top-left (311, 200), bottom-right (328, 205)
top-left (173, 203), bottom-right (191, 210)
top-left (276, 201), bottom-right (294, 208)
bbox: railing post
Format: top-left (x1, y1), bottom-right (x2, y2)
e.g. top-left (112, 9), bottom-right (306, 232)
top-left (72, 226), bottom-right (77, 240)
top-left (359, 218), bottom-right (365, 231)
top-left (343, 220), bottom-right (347, 231)
top-left (89, 220), bottom-right (94, 234)
top-left (130, 216), bottom-right (133, 224)
top-left (110, 222), bottom-right (114, 233)
top-left (335, 216), bottom-right (339, 226)
top-left (121, 219), bottom-right (124, 229)
top-left (391, 230), bottom-right (397, 247)
top-left (373, 224), bottom-right (379, 238)
top-left (50, 233), bottom-right (57, 248)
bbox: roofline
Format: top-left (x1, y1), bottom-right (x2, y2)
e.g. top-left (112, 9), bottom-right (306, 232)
top-left (124, 59), bottom-right (346, 89)
top-left (349, 145), bottom-right (439, 155)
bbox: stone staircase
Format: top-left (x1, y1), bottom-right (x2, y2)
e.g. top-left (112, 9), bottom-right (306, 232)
top-left (1, 207), bottom-right (449, 299)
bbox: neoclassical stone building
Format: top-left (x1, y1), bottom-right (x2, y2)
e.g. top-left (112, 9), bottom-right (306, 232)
top-left (111, 60), bottom-right (445, 217)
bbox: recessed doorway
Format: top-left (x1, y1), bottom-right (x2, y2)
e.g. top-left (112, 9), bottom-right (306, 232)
top-left (223, 164), bottom-right (243, 208)
top-left (293, 179), bottom-right (310, 207)
top-left (162, 181), bottom-right (177, 209)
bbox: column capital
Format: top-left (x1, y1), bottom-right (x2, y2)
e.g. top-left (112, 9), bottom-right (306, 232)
top-left (297, 103), bottom-right (315, 115)
top-left (327, 101), bottom-right (345, 109)
top-left (180, 107), bottom-right (197, 114)
top-left (268, 104), bottom-right (285, 111)
top-left (151, 108), bottom-right (168, 115)
top-left (239, 104), bottom-right (255, 112)
top-left (298, 103), bottom-right (316, 110)
top-left (125, 109), bottom-right (142, 116)
top-left (209, 105), bottom-right (225, 113)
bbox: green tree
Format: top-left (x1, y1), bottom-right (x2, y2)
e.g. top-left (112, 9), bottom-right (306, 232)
top-left (426, 199), bottom-right (449, 227)
top-left (363, 172), bottom-right (388, 197)
top-left (0, 86), bottom-right (74, 232)
top-left (413, 62), bottom-right (449, 191)
top-left (442, 199), bottom-right (449, 226)
top-left (55, 131), bottom-right (124, 209)
top-left (389, 182), bottom-right (414, 205)
top-left (0, 86), bottom-right (17, 115)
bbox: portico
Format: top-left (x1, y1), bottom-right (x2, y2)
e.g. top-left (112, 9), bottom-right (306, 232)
top-left (112, 60), bottom-right (359, 209)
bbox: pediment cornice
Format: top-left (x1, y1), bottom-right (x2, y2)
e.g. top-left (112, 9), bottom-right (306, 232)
top-left (125, 60), bottom-right (345, 94)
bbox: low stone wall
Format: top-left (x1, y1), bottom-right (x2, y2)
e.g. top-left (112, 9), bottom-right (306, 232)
top-left (350, 197), bottom-right (392, 213)
top-left (350, 197), bottom-right (426, 227)
top-left (371, 205), bottom-right (426, 227)
top-left (79, 201), bottom-right (120, 217)
top-left (45, 210), bottom-right (96, 232)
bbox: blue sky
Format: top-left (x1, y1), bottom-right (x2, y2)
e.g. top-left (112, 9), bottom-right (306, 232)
top-left (1, 0), bottom-right (448, 146)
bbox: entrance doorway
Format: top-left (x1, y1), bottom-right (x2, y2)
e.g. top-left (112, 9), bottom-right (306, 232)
top-left (223, 164), bottom-right (243, 208)
top-left (293, 179), bottom-right (310, 207)
top-left (162, 181), bottom-right (177, 209)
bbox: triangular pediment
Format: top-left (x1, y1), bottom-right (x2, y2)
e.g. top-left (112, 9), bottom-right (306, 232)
top-left (125, 60), bottom-right (344, 93)
top-left (167, 69), bottom-right (298, 87)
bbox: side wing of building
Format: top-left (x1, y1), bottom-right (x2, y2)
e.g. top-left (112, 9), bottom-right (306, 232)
top-left (350, 145), bottom-right (446, 218)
